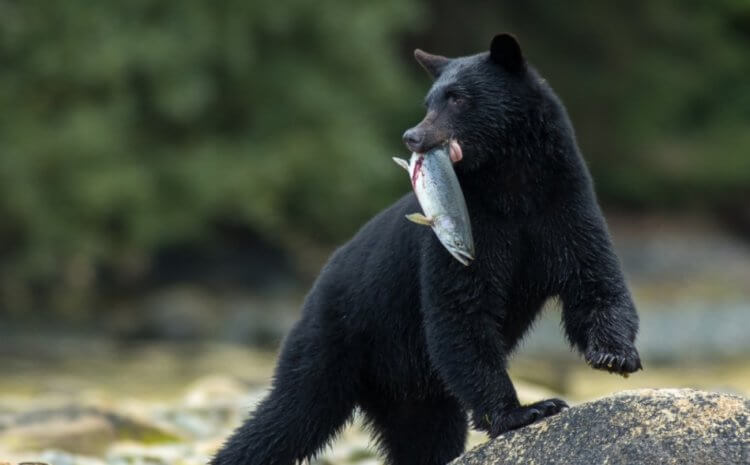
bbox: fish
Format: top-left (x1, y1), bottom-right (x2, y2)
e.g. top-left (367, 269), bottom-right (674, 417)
top-left (393, 140), bottom-right (475, 266)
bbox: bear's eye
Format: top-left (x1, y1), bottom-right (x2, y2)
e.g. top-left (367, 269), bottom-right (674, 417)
top-left (446, 92), bottom-right (465, 106)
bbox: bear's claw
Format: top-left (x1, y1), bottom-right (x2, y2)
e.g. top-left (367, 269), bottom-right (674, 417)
top-left (484, 398), bottom-right (568, 437)
top-left (586, 347), bottom-right (642, 375)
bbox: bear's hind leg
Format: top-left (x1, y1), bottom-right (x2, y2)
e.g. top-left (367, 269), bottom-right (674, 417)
top-left (363, 396), bottom-right (468, 465)
top-left (211, 326), bottom-right (357, 465)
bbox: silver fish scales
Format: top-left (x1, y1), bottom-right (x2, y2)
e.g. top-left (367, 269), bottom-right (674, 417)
top-left (393, 142), bottom-right (475, 266)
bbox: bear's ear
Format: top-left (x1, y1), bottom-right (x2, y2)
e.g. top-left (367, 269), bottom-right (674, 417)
top-left (490, 33), bottom-right (525, 73)
top-left (414, 49), bottom-right (451, 79)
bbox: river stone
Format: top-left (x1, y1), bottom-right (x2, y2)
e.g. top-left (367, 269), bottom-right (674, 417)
top-left (0, 406), bottom-right (180, 455)
top-left (452, 389), bottom-right (749, 465)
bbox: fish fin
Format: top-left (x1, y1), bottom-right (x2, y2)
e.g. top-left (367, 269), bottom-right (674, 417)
top-left (405, 213), bottom-right (433, 226)
top-left (392, 157), bottom-right (410, 171)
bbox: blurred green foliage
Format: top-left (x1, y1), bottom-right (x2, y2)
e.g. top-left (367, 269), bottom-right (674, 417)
top-left (0, 0), bottom-right (421, 290)
top-left (0, 0), bottom-right (749, 309)
top-left (500, 0), bottom-right (750, 208)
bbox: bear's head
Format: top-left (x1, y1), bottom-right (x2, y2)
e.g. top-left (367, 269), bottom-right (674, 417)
top-left (403, 34), bottom-right (554, 175)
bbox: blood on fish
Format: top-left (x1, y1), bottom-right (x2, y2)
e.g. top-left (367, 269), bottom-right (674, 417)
top-left (411, 155), bottom-right (424, 188)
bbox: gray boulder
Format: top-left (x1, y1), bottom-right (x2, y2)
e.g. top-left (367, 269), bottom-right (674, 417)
top-left (453, 389), bottom-right (749, 465)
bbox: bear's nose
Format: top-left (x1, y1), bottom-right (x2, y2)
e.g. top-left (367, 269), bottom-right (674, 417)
top-left (402, 128), bottom-right (425, 153)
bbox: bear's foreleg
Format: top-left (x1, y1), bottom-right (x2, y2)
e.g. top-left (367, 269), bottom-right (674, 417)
top-left (421, 277), bottom-right (567, 437)
top-left (558, 214), bottom-right (642, 375)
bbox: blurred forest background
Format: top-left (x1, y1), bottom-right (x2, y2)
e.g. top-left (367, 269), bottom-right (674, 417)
top-left (2, 0), bottom-right (750, 328)
top-left (0, 1), bottom-right (749, 463)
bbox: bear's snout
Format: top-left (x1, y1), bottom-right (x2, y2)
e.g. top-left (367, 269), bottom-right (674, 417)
top-left (402, 127), bottom-right (426, 153)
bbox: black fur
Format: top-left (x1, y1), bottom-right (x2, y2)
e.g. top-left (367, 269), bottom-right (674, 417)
top-left (212, 33), bottom-right (641, 465)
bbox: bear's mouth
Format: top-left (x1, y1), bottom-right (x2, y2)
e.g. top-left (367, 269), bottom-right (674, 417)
top-left (413, 139), bottom-right (462, 163)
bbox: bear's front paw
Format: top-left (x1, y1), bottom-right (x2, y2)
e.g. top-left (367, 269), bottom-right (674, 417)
top-left (479, 398), bottom-right (568, 438)
top-left (585, 344), bottom-right (642, 375)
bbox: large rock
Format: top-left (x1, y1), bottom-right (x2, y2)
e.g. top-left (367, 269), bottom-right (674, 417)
top-left (453, 389), bottom-right (749, 465)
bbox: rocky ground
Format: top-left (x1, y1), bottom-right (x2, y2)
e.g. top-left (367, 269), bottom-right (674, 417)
top-left (0, 342), bottom-right (749, 465)
top-left (0, 344), bottom-right (501, 465)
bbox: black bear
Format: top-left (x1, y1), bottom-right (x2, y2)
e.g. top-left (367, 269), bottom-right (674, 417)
top-left (212, 33), bottom-right (641, 465)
